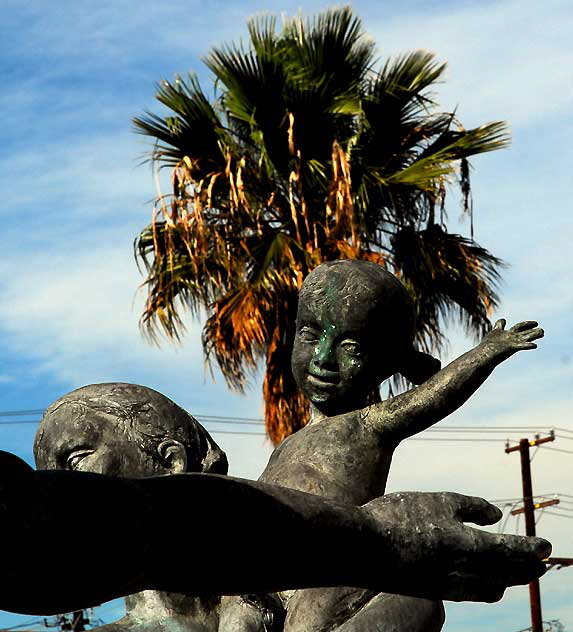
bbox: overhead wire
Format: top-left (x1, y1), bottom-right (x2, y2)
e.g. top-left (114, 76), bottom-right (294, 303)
top-left (0, 410), bottom-right (44, 417)
top-left (539, 446), bottom-right (573, 456)
top-left (0, 410), bottom-right (570, 444)
top-left (0, 618), bottom-right (46, 630)
top-left (544, 511), bottom-right (573, 520)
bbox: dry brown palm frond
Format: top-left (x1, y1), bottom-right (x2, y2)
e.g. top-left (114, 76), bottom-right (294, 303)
top-left (287, 111), bottom-right (313, 251)
top-left (203, 285), bottom-right (271, 390)
top-left (325, 140), bottom-right (358, 246)
top-left (262, 290), bottom-right (308, 443)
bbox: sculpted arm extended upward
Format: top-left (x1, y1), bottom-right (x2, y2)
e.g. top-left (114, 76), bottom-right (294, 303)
top-left (364, 319), bottom-right (544, 442)
top-left (0, 451), bottom-right (549, 615)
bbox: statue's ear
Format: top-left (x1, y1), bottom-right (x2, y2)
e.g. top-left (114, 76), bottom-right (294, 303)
top-left (200, 432), bottom-right (229, 475)
top-left (157, 440), bottom-right (188, 474)
top-left (399, 349), bottom-right (441, 385)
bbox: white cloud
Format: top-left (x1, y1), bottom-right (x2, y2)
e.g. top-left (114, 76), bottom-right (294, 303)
top-left (365, 0), bottom-right (573, 128)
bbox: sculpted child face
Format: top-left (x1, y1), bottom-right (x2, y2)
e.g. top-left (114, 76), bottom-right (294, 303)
top-left (291, 261), bottom-right (414, 417)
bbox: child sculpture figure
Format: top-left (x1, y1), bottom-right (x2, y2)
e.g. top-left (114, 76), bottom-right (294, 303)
top-left (259, 259), bottom-right (544, 631)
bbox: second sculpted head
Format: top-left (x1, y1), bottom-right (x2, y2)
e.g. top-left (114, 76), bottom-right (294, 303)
top-left (34, 382), bottom-right (228, 478)
top-left (291, 260), bottom-right (440, 417)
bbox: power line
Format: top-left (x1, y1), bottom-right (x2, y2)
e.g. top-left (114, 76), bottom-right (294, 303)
top-left (553, 433), bottom-right (573, 441)
top-left (490, 496), bottom-right (523, 503)
top-left (0, 410), bottom-right (44, 417)
top-left (547, 504), bottom-right (573, 513)
top-left (407, 437), bottom-right (506, 443)
top-left (539, 446), bottom-right (573, 456)
top-left (544, 511), bottom-right (573, 520)
top-left (0, 409), bottom-right (570, 446)
top-left (208, 429), bottom-right (266, 436)
top-left (0, 408), bottom-right (570, 430)
top-left (197, 414), bottom-right (264, 424)
top-left (0, 619), bottom-right (45, 630)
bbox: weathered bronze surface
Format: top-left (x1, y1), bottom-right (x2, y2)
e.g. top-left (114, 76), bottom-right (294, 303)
top-left (257, 261), bottom-right (542, 630)
top-left (35, 383), bottom-right (225, 631)
top-left (0, 260), bottom-right (550, 630)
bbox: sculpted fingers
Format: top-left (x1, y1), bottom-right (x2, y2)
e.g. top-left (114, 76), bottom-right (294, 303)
top-left (474, 532), bottom-right (550, 581)
top-left (485, 318), bottom-right (544, 354)
top-left (520, 327), bottom-right (544, 343)
top-left (504, 534), bottom-right (552, 562)
top-left (477, 531), bottom-right (551, 560)
top-left (510, 321), bottom-right (544, 348)
top-left (442, 533), bottom-right (550, 602)
top-left (453, 494), bottom-right (502, 526)
top-left (510, 320), bottom-right (538, 332)
top-left (442, 572), bottom-right (506, 603)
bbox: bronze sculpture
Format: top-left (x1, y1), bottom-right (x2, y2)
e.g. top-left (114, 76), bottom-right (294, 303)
top-left (258, 260), bottom-right (544, 630)
top-left (34, 382), bottom-right (226, 631)
top-left (0, 260), bottom-right (550, 628)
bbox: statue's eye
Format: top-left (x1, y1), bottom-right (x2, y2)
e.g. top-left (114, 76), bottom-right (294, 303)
top-left (341, 340), bottom-right (362, 356)
top-left (298, 327), bottom-right (319, 342)
top-left (66, 450), bottom-right (94, 471)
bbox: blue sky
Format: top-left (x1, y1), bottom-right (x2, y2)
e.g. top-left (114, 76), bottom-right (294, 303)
top-left (0, 0), bottom-right (572, 629)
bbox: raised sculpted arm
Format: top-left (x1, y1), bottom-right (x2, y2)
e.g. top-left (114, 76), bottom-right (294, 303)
top-left (0, 451), bottom-right (549, 615)
top-left (365, 319), bottom-right (544, 442)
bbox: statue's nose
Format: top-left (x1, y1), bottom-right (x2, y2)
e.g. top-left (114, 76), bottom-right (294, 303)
top-left (311, 337), bottom-right (338, 371)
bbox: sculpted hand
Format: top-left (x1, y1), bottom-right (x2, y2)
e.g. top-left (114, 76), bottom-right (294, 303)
top-left (363, 491), bottom-right (550, 603)
top-left (481, 319), bottom-right (544, 362)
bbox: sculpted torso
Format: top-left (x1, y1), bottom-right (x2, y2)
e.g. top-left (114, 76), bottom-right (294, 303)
top-left (261, 411), bottom-right (393, 505)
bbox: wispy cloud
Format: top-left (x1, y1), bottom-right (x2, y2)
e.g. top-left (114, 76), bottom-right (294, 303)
top-left (366, 0), bottom-right (573, 127)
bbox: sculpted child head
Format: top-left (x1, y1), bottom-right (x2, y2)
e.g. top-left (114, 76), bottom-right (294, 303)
top-left (34, 382), bottom-right (228, 477)
top-left (292, 260), bottom-right (439, 417)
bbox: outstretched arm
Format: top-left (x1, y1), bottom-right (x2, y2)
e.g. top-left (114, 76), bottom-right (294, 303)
top-left (0, 451), bottom-right (549, 614)
top-left (364, 319), bottom-right (544, 442)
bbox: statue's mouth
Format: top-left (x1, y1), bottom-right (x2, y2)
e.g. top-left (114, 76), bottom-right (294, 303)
top-left (307, 373), bottom-right (339, 388)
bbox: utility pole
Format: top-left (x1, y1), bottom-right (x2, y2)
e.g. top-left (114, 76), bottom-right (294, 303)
top-left (69, 610), bottom-right (88, 631)
top-left (546, 557), bottom-right (573, 569)
top-left (46, 609), bottom-right (90, 631)
top-left (505, 434), bottom-right (555, 632)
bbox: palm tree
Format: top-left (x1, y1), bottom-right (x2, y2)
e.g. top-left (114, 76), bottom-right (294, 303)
top-left (133, 7), bottom-right (507, 443)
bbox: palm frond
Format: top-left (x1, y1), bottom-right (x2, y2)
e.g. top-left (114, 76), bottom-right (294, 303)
top-left (263, 292), bottom-right (308, 442)
top-left (133, 75), bottom-right (224, 172)
top-left (391, 224), bottom-right (506, 351)
top-left (371, 50), bottom-right (447, 112)
top-left (283, 6), bottom-right (374, 103)
top-left (202, 231), bottom-right (301, 392)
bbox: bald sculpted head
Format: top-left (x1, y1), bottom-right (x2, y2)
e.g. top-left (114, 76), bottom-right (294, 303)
top-left (34, 383), bottom-right (228, 477)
